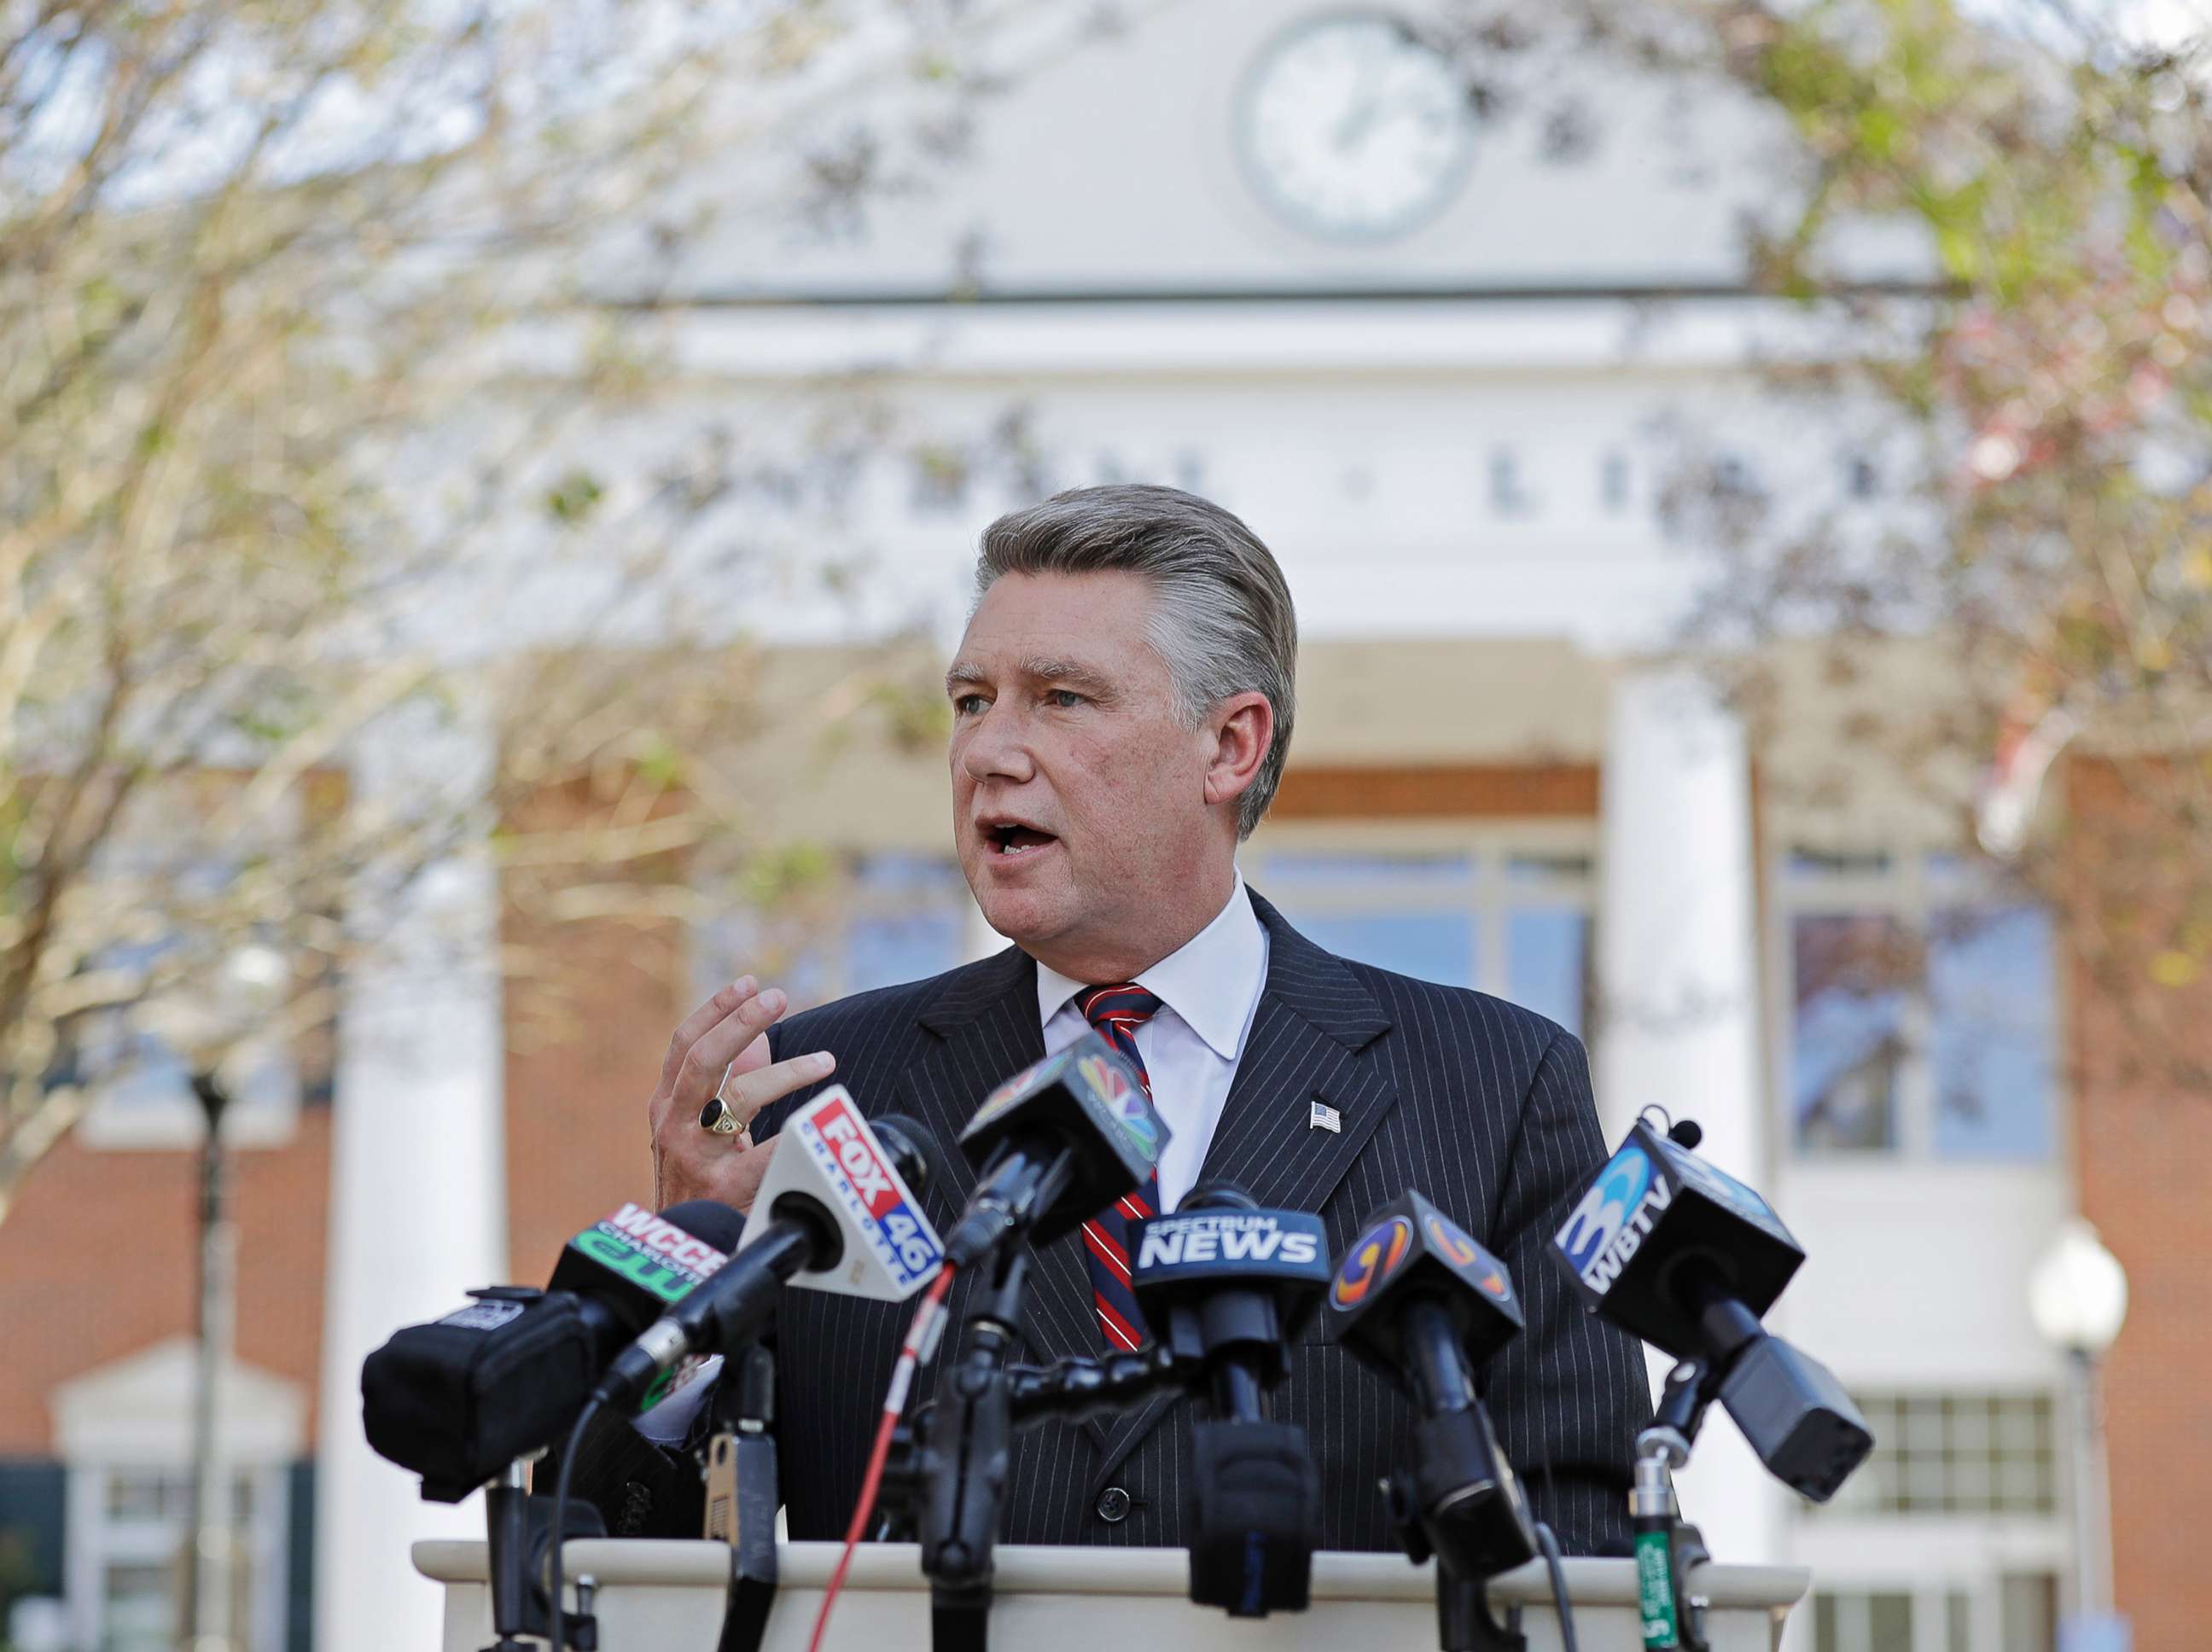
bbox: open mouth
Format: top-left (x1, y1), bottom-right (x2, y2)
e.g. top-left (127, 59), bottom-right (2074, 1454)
top-left (981, 820), bottom-right (1059, 859)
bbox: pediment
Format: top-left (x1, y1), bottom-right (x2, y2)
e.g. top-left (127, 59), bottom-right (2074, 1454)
top-left (51, 1337), bottom-right (306, 1464)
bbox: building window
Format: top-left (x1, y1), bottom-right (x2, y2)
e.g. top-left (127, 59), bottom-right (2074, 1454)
top-left (1487, 447), bottom-right (1537, 516)
top-left (1811, 1578), bottom-right (2055, 1652)
top-left (693, 852), bottom-right (971, 1011)
top-left (1812, 1589), bottom-right (1924, 1652)
top-left (1822, 1392), bottom-right (2058, 1518)
top-left (1777, 849), bottom-right (2058, 1160)
top-left (1246, 839), bottom-right (1594, 1036)
top-left (66, 1464), bottom-right (291, 1652)
top-left (1600, 450), bottom-right (1632, 512)
top-left (65, 933), bottom-right (303, 1152)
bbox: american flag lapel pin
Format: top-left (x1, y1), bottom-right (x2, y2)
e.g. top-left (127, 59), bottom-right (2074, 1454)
top-left (1309, 1099), bottom-right (1342, 1134)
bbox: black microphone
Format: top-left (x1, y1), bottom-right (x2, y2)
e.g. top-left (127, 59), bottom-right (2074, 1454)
top-left (1325, 1190), bottom-right (1539, 1585)
top-left (591, 1093), bottom-right (942, 1407)
top-left (1130, 1181), bottom-right (1331, 1618)
top-left (943, 1030), bottom-right (1167, 1266)
top-left (1550, 1116), bottom-right (1871, 1502)
top-left (362, 1197), bottom-right (748, 1500)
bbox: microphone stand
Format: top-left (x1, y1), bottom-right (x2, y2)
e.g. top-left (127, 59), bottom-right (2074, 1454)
top-left (1631, 1358), bottom-right (1720, 1652)
top-left (1005, 1343), bottom-right (1184, 1424)
top-left (477, 1452), bottom-right (605, 1652)
top-left (912, 1248), bottom-right (1030, 1652)
top-left (702, 1340), bottom-right (780, 1652)
top-left (1381, 1300), bottom-right (1540, 1652)
top-left (480, 1456), bottom-right (536, 1652)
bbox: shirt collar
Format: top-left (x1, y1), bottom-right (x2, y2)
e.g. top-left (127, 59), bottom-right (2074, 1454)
top-left (1034, 870), bottom-right (1267, 1062)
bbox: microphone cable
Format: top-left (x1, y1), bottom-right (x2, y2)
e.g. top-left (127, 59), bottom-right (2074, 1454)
top-left (547, 1395), bottom-right (602, 1652)
top-left (1533, 1521), bottom-right (1579, 1652)
top-left (807, 1261), bottom-right (958, 1652)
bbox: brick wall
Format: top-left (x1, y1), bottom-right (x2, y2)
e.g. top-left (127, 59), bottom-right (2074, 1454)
top-left (2064, 759), bottom-right (2212, 1652)
top-left (498, 777), bottom-right (692, 1287)
top-left (502, 909), bottom-right (687, 1288)
top-left (0, 1114), bottom-right (330, 1451)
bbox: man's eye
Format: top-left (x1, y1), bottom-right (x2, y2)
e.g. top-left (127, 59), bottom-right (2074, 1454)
top-left (1047, 689), bottom-right (1086, 709)
top-left (952, 694), bottom-right (988, 716)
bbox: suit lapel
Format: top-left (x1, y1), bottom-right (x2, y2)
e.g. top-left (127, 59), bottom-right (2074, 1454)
top-left (1088, 890), bottom-right (1399, 1491)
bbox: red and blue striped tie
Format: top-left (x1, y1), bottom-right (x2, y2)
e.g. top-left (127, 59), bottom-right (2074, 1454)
top-left (1077, 983), bottom-right (1164, 1351)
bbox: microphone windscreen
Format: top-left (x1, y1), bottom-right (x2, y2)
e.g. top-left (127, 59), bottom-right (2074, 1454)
top-left (867, 1113), bottom-right (944, 1200)
top-left (1182, 1178), bottom-right (1257, 1211)
top-left (658, 1199), bottom-right (751, 1253)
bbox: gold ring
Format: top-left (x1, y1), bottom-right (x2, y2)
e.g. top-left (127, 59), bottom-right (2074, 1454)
top-left (699, 1097), bottom-right (741, 1137)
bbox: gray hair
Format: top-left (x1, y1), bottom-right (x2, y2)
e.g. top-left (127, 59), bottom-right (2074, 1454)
top-left (973, 484), bottom-right (1297, 839)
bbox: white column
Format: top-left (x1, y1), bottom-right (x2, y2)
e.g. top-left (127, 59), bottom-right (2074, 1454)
top-left (317, 705), bottom-right (507, 1652)
top-left (1595, 665), bottom-right (1784, 1565)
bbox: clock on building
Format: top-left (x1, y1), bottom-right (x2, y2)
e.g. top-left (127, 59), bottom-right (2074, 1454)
top-left (1234, 12), bottom-right (1476, 243)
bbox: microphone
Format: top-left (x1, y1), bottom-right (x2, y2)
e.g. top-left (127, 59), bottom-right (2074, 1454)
top-left (943, 1030), bottom-right (1167, 1265)
top-left (1324, 1190), bottom-right (1539, 1584)
top-left (591, 1091), bottom-right (943, 1407)
top-left (361, 1197), bottom-right (748, 1501)
top-left (1131, 1182), bottom-right (1330, 1618)
top-left (1549, 1117), bottom-right (1871, 1502)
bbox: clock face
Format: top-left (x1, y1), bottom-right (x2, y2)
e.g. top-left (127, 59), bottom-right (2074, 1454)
top-left (1235, 13), bottom-right (1476, 244)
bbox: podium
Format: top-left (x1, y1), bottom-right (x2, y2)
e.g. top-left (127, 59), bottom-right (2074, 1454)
top-left (415, 1538), bottom-right (1808, 1650)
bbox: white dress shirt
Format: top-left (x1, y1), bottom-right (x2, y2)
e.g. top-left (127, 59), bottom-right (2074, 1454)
top-left (1034, 871), bottom-right (1270, 1213)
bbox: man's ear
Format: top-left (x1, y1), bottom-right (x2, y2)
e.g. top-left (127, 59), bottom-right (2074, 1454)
top-left (1202, 692), bottom-right (1273, 810)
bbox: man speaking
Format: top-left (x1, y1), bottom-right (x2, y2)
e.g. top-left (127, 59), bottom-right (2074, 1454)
top-left (626, 484), bottom-right (1649, 1552)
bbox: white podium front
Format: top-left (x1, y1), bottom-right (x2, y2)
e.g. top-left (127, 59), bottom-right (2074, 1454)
top-left (415, 1538), bottom-right (1807, 1650)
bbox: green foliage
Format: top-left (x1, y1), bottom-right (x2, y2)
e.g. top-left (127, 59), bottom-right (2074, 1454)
top-left (545, 469), bottom-right (606, 525)
top-left (1696, 0), bottom-right (2212, 1067)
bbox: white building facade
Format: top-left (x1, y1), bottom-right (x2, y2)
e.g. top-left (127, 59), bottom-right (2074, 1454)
top-left (310, 6), bottom-right (2079, 1651)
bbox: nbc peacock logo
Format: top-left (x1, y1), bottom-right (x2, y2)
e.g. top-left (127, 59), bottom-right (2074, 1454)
top-left (1079, 1050), bottom-right (1160, 1153)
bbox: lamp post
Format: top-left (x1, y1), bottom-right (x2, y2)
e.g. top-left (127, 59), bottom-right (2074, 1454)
top-left (2028, 1219), bottom-right (2131, 1652)
top-left (175, 942), bottom-right (286, 1652)
top-left (184, 1069), bottom-right (237, 1652)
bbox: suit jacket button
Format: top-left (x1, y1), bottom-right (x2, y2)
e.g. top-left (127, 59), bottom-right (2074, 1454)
top-left (1094, 1486), bottom-right (1132, 1524)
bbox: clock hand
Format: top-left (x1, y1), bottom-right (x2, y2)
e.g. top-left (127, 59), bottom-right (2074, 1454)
top-left (1332, 50), bottom-right (1388, 150)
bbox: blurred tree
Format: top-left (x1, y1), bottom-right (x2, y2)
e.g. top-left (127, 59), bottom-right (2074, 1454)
top-left (1608, 0), bottom-right (2212, 1093)
top-left (0, 0), bottom-right (998, 1213)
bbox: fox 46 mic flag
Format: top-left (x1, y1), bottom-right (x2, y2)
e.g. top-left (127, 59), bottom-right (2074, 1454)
top-left (740, 1087), bottom-right (944, 1302)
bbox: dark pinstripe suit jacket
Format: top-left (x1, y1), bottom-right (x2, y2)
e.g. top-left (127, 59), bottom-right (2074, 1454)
top-left (743, 890), bottom-right (1650, 1556)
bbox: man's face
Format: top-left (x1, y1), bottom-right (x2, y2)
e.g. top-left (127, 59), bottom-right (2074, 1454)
top-left (947, 570), bottom-right (1227, 975)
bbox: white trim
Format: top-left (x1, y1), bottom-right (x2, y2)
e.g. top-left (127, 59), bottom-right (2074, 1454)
top-left (63, 1461), bottom-right (290, 1652)
top-left (54, 1342), bottom-right (304, 1652)
top-left (52, 1340), bottom-right (305, 1466)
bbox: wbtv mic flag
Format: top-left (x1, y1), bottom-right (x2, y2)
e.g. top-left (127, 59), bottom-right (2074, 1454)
top-left (946, 1030), bottom-right (1166, 1264)
top-left (362, 1198), bottom-right (748, 1501)
top-left (1549, 1118), bottom-right (1873, 1503)
top-left (591, 1090), bottom-right (945, 1408)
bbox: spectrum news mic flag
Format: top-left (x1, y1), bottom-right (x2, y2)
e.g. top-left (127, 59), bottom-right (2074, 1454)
top-left (1130, 1187), bottom-right (1331, 1617)
top-left (362, 1198), bottom-right (748, 1501)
